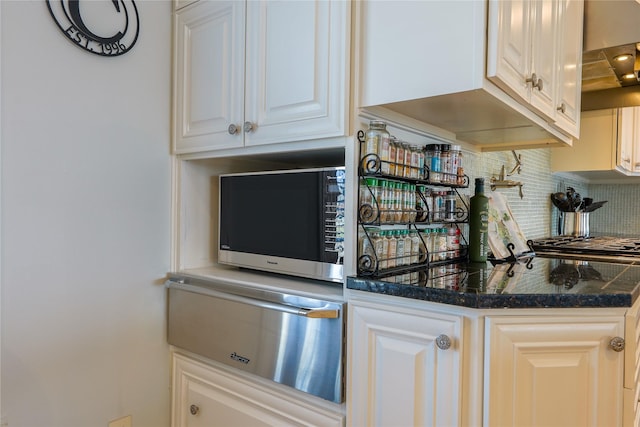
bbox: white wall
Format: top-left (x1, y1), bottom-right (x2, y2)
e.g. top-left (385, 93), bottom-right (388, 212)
top-left (1, 1), bottom-right (172, 426)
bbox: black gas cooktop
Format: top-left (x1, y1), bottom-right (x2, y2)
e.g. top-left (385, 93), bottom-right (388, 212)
top-left (530, 236), bottom-right (640, 263)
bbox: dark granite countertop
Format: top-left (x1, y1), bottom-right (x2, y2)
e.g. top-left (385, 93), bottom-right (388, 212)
top-left (347, 255), bottom-right (640, 308)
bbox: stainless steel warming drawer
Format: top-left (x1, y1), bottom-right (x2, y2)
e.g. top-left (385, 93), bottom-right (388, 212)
top-left (166, 274), bottom-right (345, 403)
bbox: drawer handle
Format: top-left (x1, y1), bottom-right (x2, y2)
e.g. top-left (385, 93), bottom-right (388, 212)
top-left (302, 308), bottom-right (339, 319)
top-left (190, 404), bottom-right (200, 415)
top-left (609, 336), bottom-right (625, 352)
top-left (435, 334), bottom-right (451, 350)
top-left (557, 103), bottom-right (566, 113)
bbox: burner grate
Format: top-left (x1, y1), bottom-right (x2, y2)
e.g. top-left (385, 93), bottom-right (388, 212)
top-left (530, 236), bottom-right (640, 261)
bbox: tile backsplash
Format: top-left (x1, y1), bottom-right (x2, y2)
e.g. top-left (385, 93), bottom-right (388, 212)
top-left (463, 148), bottom-right (640, 239)
top-left (588, 184), bottom-right (640, 235)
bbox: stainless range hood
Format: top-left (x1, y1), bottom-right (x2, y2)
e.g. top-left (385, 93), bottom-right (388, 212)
top-left (582, 0), bottom-right (640, 110)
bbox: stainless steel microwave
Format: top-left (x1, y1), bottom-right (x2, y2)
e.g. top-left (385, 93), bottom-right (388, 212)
top-left (218, 167), bottom-right (345, 283)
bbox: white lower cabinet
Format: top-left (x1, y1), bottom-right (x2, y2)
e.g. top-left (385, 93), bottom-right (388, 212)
top-left (347, 299), bottom-right (466, 427)
top-left (172, 352), bottom-right (345, 427)
top-left (347, 294), bottom-right (640, 427)
top-left (484, 316), bottom-right (625, 426)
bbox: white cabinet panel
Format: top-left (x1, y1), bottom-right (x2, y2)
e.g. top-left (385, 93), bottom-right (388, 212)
top-left (487, 0), bottom-right (531, 103)
top-left (348, 301), bottom-right (462, 427)
top-left (173, 1), bottom-right (245, 152)
top-left (244, 0), bottom-right (348, 146)
top-left (528, 0), bottom-right (557, 119)
top-left (554, 0), bottom-right (584, 137)
top-left (485, 316), bottom-right (625, 427)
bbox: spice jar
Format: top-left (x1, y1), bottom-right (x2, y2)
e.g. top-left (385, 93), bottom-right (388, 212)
top-left (444, 190), bottom-right (457, 222)
top-left (362, 120), bottom-right (390, 173)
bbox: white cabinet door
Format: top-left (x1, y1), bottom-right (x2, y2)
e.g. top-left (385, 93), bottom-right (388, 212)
top-left (618, 107), bottom-right (636, 173)
top-left (244, 0), bottom-right (348, 147)
top-left (485, 316), bottom-right (625, 427)
top-left (627, 107), bottom-right (640, 173)
top-left (488, 0), bottom-right (583, 137)
top-left (348, 301), bottom-right (463, 427)
top-left (172, 353), bottom-right (344, 427)
top-left (528, 0), bottom-right (557, 119)
top-left (487, 0), bottom-right (532, 103)
top-left (488, 0), bottom-right (556, 117)
top-left (173, 0), bottom-right (348, 154)
top-left (553, 0), bottom-right (583, 138)
top-left (173, 1), bottom-right (245, 153)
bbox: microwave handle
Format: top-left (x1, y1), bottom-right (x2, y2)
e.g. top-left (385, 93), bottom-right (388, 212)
top-left (166, 279), bottom-right (340, 319)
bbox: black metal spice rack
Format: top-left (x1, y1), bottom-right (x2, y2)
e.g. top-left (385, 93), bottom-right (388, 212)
top-left (356, 129), bottom-right (470, 280)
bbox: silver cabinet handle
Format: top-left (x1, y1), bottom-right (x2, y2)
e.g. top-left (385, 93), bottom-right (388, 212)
top-left (190, 404), bottom-right (200, 415)
top-left (435, 334), bottom-right (451, 350)
top-left (534, 77), bottom-right (543, 91)
top-left (609, 337), bottom-right (625, 352)
top-left (228, 124), bottom-right (240, 135)
top-left (526, 73), bottom-right (543, 91)
top-left (243, 121), bottom-right (255, 133)
top-left (557, 103), bottom-right (566, 113)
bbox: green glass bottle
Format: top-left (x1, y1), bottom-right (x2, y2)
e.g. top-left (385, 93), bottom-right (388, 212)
top-left (468, 178), bottom-right (489, 262)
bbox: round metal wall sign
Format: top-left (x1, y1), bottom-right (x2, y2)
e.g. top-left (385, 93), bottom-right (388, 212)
top-left (46, 0), bottom-right (139, 57)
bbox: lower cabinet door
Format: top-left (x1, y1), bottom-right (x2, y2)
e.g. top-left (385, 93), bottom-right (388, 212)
top-left (484, 315), bottom-right (625, 427)
top-left (172, 353), bottom-right (344, 427)
top-left (348, 300), bottom-right (463, 427)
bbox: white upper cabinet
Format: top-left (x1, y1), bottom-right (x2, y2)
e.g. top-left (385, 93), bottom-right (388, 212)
top-left (551, 107), bottom-right (640, 181)
top-left (173, 0), bottom-right (350, 155)
top-left (554, 0), bottom-right (584, 137)
top-left (617, 106), bottom-right (640, 174)
top-left (356, 0), bottom-right (584, 151)
top-left (487, 0), bottom-right (583, 139)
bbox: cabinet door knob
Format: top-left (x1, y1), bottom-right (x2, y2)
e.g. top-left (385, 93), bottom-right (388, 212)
top-left (228, 124), bottom-right (240, 135)
top-left (244, 121), bottom-right (255, 133)
top-left (190, 404), bottom-right (200, 415)
top-left (435, 334), bottom-right (452, 350)
top-left (557, 103), bottom-right (566, 113)
top-left (609, 337), bottom-right (625, 352)
top-left (526, 73), bottom-right (543, 91)
top-left (534, 77), bottom-right (543, 91)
